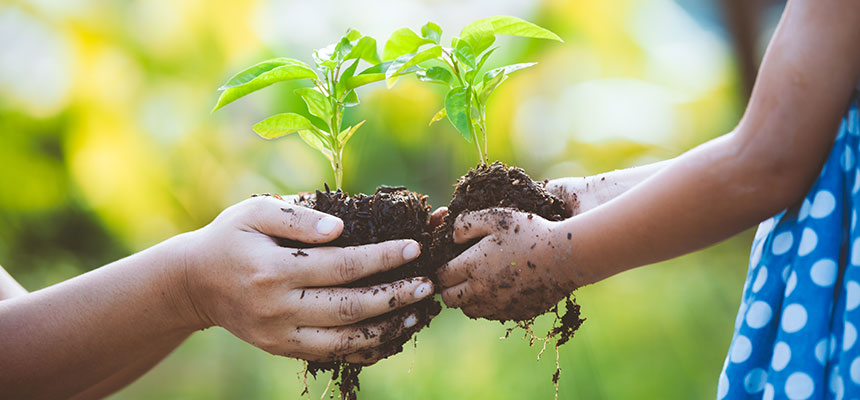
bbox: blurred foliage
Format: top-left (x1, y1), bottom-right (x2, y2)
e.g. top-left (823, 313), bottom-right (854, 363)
top-left (0, 0), bottom-right (750, 398)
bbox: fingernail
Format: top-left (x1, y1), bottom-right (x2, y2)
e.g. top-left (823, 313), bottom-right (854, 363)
top-left (402, 242), bottom-right (420, 260)
top-left (414, 282), bottom-right (432, 299)
top-left (403, 314), bottom-right (418, 328)
top-left (316, 216), bottom-right (339, 235)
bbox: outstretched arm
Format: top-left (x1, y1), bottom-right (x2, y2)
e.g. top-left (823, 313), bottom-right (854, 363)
top-left (438, 0), bottom-right (860, 320)
top-left (1, 196), bottom-right (434, 399)
top-left (546, 158), bottom-right (676, 215)
top-left (0, 265), bottom-right (27, 299)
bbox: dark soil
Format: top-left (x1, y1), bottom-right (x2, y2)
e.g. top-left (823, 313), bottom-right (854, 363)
top-left (429, 162), bottom-right (585, 344)
top-left (277, 185), bottom-right (442, 399)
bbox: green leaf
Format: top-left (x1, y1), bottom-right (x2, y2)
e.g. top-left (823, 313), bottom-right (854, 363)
top-left (313, 45), bottom-right (337, 69)
top-left (461, 16), bottom-right (562, 43)
top-left (252, 113), bottom-right (316, 139)
top-left (337, 120), bottom-right (365, 144)
top-left (460, 29), bottom-right (495, 56)
top-left (453, 43), bottom-right (476, 70)
top-left (334, 37), bottom-right (353, 60)
top-left (341, 60), bottom-right (360, 81)
top-left (298, 130), bottom-right (334, 161)
top-left (345, 36), bottom-right (380, 65)
top-left (343, 62), bottom-right (390, 90)
top-left (345, 28), bottom-right (362, 42)
top-left (485, 62), bottom-right (537, 79)
top-left (213, 58), bottom-right (317, 111)
top-left (385, 45), bottom-right (442, 79)
top-left (478, 62), bottom-right (537, 104)
top-left (218, 58), bottom-right (311, 89)
top-left (465, 70), bottom-right (477, 84)
top-left (383, 28), bottom-right (435, 61)
top-left (445, 86), bottom-right (473, 142)
top-left (477, 73), bottom-right (504, 105)
top-left (475, 47), bottom-right (497, 74)
top-left (294, 88), bottom-right (332, 123)
top-left (416, 66), bottom-right (454, 86)
top-left (335, 60), bottom-right (360, 99)
top-left (421, 22), bottom-right (442, 43)
top-left (429, 108), bottom-right (447, 125)
top-left (343, 90), bottom-right (359, 107)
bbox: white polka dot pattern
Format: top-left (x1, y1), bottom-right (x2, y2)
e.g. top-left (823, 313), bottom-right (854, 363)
top-left (717, 94), bottom-right (860, 400)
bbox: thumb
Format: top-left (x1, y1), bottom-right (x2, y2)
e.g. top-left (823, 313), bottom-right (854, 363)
top-left (453, 208), bottom-right (519, 243)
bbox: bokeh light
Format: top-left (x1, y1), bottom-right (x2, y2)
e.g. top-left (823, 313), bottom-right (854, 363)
top-left (0, 0), bottom-right (764, 398)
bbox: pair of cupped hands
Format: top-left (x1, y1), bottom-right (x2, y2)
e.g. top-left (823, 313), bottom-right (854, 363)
top-left (178, 178), bottom-right (593, 366)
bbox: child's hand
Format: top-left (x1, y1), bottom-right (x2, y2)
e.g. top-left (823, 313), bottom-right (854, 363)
top-left (545, 177), bottom-right (605, 216)
top-left (436, 208), bottom-right (578, 321)
top-left (178, 195), bottom-right (434, 364)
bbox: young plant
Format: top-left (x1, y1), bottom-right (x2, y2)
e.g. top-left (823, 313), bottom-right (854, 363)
top-left (213, 29), bottom-right (413, 189)
top-left (382, 16), bottom-right (562, 165)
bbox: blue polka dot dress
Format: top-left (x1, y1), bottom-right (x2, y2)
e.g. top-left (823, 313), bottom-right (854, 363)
top-left (719, 88), bottom-right (860, 400)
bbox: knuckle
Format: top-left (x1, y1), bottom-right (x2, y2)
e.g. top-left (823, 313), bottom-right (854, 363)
top-left (332, 333), bottom-right (357, 355)
top-left (247, 266), bottom-right (277, 291)
top-left (380, 244), bottom-right (399, 268)
top-left (253, 332), bottom-right (283, 354)
top-left (288, 206), bottom-right (309, 228)
top-left (252, 302), bottom-right (281, 320)
top-left (244, 196), bottom-right (270, 215)
top-left (337, 297), bottom-right (364, 324)
top-left (335, 252), bottom-right (364, 283)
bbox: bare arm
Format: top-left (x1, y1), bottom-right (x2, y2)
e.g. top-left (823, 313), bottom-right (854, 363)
top-left (2, 262), bottom-right (188, 400)
top-left (565, 0), bottom-right (860, 284)
top-left (438, 0), bottom-right (860, 320)
top-left (0, 265), bottom-right (27, 299)
top-left (0, 237), bottom-right (195, 399)
top-left (0, 197), bottom-right (434, 399)
top-left (547, 158), bottom-right (676, 215)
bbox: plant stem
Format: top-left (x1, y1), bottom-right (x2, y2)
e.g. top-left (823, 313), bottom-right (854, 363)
top-left (468, 119), bottom-right (485, 165)
top-left (442, 50), bottom-right (464, 86)
top-left (480, 108), bottom-right (489, 164)
top-left (325, 68), bottom-right (344, 190)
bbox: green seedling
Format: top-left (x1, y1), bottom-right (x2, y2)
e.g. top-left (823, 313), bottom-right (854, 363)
top-left (213, 29), bottom-right (417, 189)
top-left (383, 16), bottom-right (562, 164)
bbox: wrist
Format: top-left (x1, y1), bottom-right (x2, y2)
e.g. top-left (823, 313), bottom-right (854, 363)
top-left (155, 231), bottom-right (213, 333)
top-left (553, 218), bottom-right (596, 288)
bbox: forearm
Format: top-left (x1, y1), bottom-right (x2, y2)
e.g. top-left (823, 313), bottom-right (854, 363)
top-left (549, 158), bottom-right (677, 214)
top-left (563, 134), bottom-right (787, 284)
top-left (559, 0), bottom-right (860, 286)
top-left (0, 265), bottom-right (28, 299)
top-left (69, 335), bottom-right (187, 400)
top-left (0, 234), bottom-right (199, 399)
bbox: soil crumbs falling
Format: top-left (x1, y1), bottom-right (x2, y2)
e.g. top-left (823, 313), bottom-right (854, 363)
top-left (280, 186), bottom-right (442, 400)
top-left (429, 162), bottom-right (586, 392)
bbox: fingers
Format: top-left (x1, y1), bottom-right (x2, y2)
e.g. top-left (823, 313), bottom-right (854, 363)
top-left (440, 281), bottom-right (472, 308)
top-left (453, 208), bottom-right (519, 243)
top-left (437, 237), bottom-right (490, 288)
top-left (291, 308), bottom-right (426, 361)
top-left (288, 239), bottom-right (421, 287)
top-left (436, 259), bottom-right (469, 289)
top-left (428, 207), bottom-right (448, 229)
top-left (289, 278), bottom-right (434, 327)
top-left (240, 196), bottom-right (343, 244)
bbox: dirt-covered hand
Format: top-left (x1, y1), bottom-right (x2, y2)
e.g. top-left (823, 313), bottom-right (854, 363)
top-left (180, 195), bottom-right (434, 364)
top-left (436, 208), bottom-right (578, 321)
top-left (429, 207), bottom-right (448, 229)
top-left (545, 177), bottom-right (597, 216)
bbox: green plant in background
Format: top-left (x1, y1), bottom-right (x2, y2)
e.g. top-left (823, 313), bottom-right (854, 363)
top-left (382, 16), bottom-right (562, 165)
top-left (212, 29), bottom-right (415, 189)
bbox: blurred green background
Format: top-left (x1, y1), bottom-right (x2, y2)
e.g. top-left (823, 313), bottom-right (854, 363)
top-left (0, 0), bottom-right (782, 398)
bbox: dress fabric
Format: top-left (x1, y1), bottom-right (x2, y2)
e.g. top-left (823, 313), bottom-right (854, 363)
top-left (719, 90), bottom-right (860, 400)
